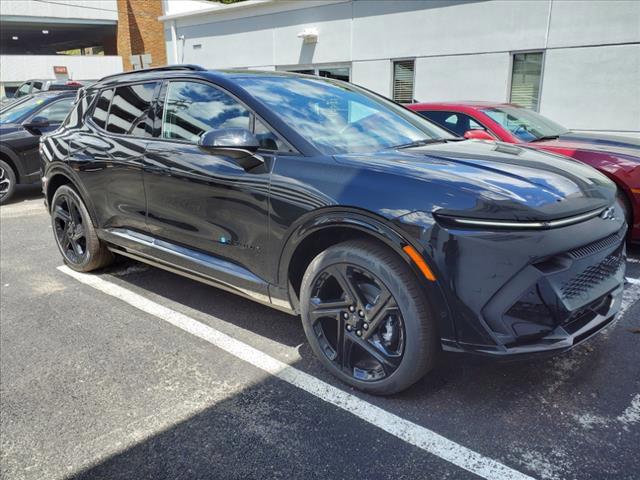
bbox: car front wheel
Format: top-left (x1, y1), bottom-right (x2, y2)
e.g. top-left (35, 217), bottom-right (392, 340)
top-left (300, 239), bottom-right (438, 395)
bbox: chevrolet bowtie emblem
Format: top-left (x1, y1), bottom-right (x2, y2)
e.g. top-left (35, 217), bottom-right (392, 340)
top-left (600, 207), bottom-right (616, 220)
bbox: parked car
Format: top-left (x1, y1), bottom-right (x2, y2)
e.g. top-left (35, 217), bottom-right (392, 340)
top-left (408, 102), bottom-right (640, 240)
top-left (41, 66), bottom-right (626, 394)
top-left (0, 79), bottom-right (83, 109)
top-left (0, 91), bottom-right (76, 203)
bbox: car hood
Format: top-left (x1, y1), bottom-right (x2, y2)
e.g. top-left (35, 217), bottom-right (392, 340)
top-left (334, 140), bottom-right (616, 222)
top-left (534, 132), bottom-right (640, 157)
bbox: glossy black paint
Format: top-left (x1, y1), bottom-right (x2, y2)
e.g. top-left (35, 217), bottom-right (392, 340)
top-left (41, 68), bottom-right (626, 357)
top-left (0, 91), bottom-right (76, 185)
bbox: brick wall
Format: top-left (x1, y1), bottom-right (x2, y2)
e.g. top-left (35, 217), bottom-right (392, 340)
top-left (117, 0), bottom-right (167, 71)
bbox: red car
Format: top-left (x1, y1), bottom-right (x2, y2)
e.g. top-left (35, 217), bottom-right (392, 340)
top-left (408, 102), bottom-right (640, 240)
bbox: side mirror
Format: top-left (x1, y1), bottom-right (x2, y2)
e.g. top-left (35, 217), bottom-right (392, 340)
top-left (199, 127), bottom-right (260, 152)
top-left (198, 128), bottom-right (264, 171)
top-left (463, 129), bottom-right (494, 141)
top-left (23, 116), bottom-right (50, 129)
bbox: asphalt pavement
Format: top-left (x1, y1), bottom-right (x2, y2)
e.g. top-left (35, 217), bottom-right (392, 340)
top-left (1, 184), bottom-right (638, 480)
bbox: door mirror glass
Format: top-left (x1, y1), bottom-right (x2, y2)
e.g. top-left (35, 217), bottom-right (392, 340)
top-left (199, 128), bottom-right (260, 152)
top-left (23, 116), bottom-right (50, 129)
top-left (463, 129), bottom-right (494, 141)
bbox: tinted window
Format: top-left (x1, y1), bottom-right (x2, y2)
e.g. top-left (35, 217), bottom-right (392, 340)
top-left (36, 98), bottom-right (75, 123)
top-left (92, 89), bottom-right (113, 129)
top-left (161, 81), bottom-right (250, 143)
top-left (417, 111), bottom-right (484, 137)
top-left (0, 95), bottom-right (49, 125)
top-left (106, 82), bottom-right (158, 136)
top-left (254, 118), bottom-right (286, 151)
top-left (32, 81), bottom-right (43, 93)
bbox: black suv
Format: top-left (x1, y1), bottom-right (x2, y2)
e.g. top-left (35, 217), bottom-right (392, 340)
top-left (41, 66), bottom-right (626, 394)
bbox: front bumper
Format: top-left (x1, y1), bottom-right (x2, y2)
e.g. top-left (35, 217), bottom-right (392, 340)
top-left (423, 211), bottom-right (627, 358)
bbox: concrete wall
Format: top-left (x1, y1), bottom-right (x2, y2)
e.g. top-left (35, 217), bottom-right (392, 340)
top-left (0, 0), bottom-right (118, 21)
top-left (0, 55), bottom-right (123, 82)
top-left (163, 0), bottom-right (640, 133)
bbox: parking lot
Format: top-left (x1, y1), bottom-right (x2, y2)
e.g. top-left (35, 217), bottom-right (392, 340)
top-left (1, 184), bottom-right (638, 480)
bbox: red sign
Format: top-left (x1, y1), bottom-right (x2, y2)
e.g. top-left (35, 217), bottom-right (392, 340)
top-left (53, 66), bottom-right (68, 75)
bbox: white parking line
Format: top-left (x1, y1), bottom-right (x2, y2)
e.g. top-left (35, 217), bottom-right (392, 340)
top-left (58, 265), bottom-right (534, 480)
top-left (625, 277), bottom-right (640, 286)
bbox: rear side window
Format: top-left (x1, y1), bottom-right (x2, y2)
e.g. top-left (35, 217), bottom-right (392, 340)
top-left (106, 82), bottom-right (158, 136)
top-left (32, 81), bottom-right (43, 93)
top-left (161, 81), bottom-right (250, 142)
top-left (92, 89), bottom-right (113, 129)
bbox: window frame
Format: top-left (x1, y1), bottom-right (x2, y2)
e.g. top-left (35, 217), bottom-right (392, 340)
top-left (152, 78), bottom-right (298, 155)
top-left (87, 80), bottom-right (162, 139)
top-left (507, 50), bottom-right (545, 112)
top-left (391, 58), bottom-right (416, 104)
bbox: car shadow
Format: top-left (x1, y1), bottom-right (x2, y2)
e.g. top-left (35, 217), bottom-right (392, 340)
top-left (1, 183), bottom-right (42, 206)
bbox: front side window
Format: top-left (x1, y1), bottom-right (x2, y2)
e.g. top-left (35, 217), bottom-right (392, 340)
top-left (510, 52), bottom-right (544, 111)
top-left (482, 106), bottom-right (569, 142)
top-left (106, 82), bottom-right (158, 136)
top-left (236, 75), bottom-right (453, 155)
top-left (417, 111), bottom-right (485, 137)
top-left (91, 89), bottom-right (114, 129)
top-left (161, 81), bottom-right (250, 143)
top-left (35, 98), bottom-right (75, 123)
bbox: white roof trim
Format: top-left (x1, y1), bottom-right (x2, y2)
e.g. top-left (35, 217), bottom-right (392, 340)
top-left (158, 0), bottom-right (348, 22)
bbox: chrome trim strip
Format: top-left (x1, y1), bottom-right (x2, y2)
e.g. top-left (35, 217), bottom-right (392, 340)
top-left (445, 207), bottom-right (606, 230)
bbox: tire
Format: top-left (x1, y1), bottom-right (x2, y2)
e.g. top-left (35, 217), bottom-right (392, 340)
top-left (51, 185), bottom-right (114, 272)
top-left (0, 159), bottom-right (17, 205)
top-left (300, 239), bottom-right (439, 395)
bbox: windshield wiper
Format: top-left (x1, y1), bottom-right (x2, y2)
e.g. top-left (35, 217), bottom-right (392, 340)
top-left (392, 138), bottom-right (453, 149)
top-left (530, 135), bottom-right (560, 142)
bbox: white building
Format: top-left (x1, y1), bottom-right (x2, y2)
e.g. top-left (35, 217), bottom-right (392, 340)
top-left (0, 0), bottom-right (123, 97)
top-left (160, 0), bottom-right (640, 134)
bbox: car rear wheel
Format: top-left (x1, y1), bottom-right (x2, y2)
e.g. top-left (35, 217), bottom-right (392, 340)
top-left (300, 239), bottom-right (438, 395)
top-left (0, 160), bottom-right (17, 205)
top-left (51, 185), bottom-right (114, 272)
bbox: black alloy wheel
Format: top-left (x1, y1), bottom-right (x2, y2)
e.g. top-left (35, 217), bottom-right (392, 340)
top-left (308, 264), bottom-right (406, 382)
top-left (0, 160), bottom-right (16, 204)
top-left (301, 240), bottom-right (438, 395)
top-left (51, 185), bottom-right (113, 272)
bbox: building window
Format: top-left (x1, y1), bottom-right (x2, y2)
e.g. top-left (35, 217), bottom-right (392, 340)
top-left (392, 60), bottom-right (415, 104)
top-left (510, 52), bottom-right (544, 111)
top-left (278, 65), bottom-right (351, 82)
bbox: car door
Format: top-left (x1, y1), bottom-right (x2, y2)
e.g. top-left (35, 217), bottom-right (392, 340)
top-left (19, 96), bottom-right (76, 178)
top-left (143, 79), bottom-right (283, 297)
top-left (68, 82), bottom-right (159, 233)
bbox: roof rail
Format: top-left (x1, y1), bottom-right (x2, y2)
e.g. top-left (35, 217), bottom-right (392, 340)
top-left (98, 64), bottom-right (206, 82)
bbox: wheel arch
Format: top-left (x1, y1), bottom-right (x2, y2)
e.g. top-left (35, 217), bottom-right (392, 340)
top-left (279, 208), bottom-right (447, 318)
top-left (45, 166), bottom-right (99, 226)
top-left (0, 146), bottom-right (23, 182)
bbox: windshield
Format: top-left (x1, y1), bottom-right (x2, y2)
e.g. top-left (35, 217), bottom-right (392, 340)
top-left (0, 96), bottom-right (49, 125)
top-left (482, 106), bottom-right (569, 142)
top-left (236, 75), bottom-right (454, 154)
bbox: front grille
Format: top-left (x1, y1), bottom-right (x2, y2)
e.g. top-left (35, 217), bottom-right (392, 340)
top-left (567, 231), bottom-right (623, 259)
top-left (560, 252), bottom-right (624, 300)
